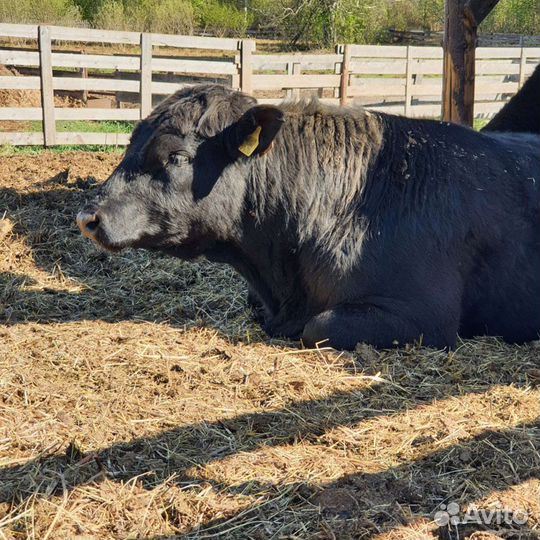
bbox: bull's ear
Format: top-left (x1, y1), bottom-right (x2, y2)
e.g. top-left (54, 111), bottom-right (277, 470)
top-left (226, 105), bottom-right (284, 158)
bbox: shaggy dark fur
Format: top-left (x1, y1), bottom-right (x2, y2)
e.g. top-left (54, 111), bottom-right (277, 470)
top-left (77, 84), bottom-right (540, 349)
top-left (482, 64), bottom-right (540, 134)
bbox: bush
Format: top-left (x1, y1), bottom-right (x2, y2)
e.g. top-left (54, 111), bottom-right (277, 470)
top-left (0, 0), bottom-right (83, 26)
top-left (94, 0), bottom-right (194, 34)
top-left (483, 0), bottom-right (540, 35)
top-left (194, 0), bottom-right (250, 37)
top-left (93, 1), bottom-right (129, 31)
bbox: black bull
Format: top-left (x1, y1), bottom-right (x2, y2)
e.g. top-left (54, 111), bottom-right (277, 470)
top-left (77, 85), bottom-right (539, 350)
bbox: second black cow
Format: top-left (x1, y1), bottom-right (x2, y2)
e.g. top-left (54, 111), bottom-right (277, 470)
top-left (77, 85), bottom-right (540, 349)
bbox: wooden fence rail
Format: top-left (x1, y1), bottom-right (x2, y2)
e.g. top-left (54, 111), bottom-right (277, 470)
top-left (0, 22), bottom-right (538, 146)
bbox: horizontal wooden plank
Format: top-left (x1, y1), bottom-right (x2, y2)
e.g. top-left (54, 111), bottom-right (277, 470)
top-left (349, 60), bottom-right (407, 74)
top-left (0, 23), bottom-right (140, 45)
top-left (363, 103), bottom-right (406, 114)
top-left (0, 107), bottom-right (42, 120)
top-left (252, 53), bottom-right (342, 71)
top-left (348, 79), bottom-right (405, 97)
top-left (0, 106), bottom-right (140, 121)
top-left (476, 46), bottom-right (522, 58)
top-left (409, 46), bottom-right (443, 59)
top-left (523, 47), bottom-right (540, 57)
top-left (0, 76), bottom-right (40, 89)
top-left (347, 44), bottom-right (407, 58)
top-left (253, 53), bottom-right (342, 64)
top-left (257, 97), bottom-right (341, 106)
top-left (0, 50), bottom-right (141, 70)
top-left (151, 57), bottom-right (237, 74)
top-left (253, 62), bottom-right (339, 72)
top-left (363, 101), bottom-right (508, 118)
top-left (409, 83), bottom-right (442, 96)
top-left (0, 130), bottom-right (130, 146)
top-left (55, 132), bottom-right (131, 145)
top-left (252, 74), bottom-right (340, 90)
top-left (409, 59), bottom-right (443, 74)
top-left (408, 104), bottom-right (443, 117)
top-left (0, 23), bottom-right (38, 39)
top-left (0, 131), bottom-right (44, 145)
top-left (52, 76), bottom-right (140, 93)
top-left (476, 61), bottom-right (520, 75)
top-left (54, 108), bottom-right (140, 121)
top-left (151, 33), bottom-right (240, 51)
top-left (49, 25), bottom-right (141, 45)
top-left (350, 76), bottom-right (405, 85)
top-left (524, 63), bottom-right (538, 76)
top-left (254, 98), bottom-right (284, 105)
top-left (0, 49), bottom-right (40, 67)
top-left (475, 81), bottom-right (519, 94)
top-left (348, 79), bottom-right (519, 99)
top-left (51, 52), bottom-right (140, 70)
top-left (355, 103), bottom-right (443, 118)
top-left (474, 101), bottom-right (508, 114)
top-left (152, 81), bottom-right (191, 95)
top-left (0, 23), bottom-right (248, 50)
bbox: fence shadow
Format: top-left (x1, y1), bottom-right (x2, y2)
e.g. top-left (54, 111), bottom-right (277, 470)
top-left (1, 372), bottom-right (537, 538)
top-left (167, 422), bottom-right (539, 539)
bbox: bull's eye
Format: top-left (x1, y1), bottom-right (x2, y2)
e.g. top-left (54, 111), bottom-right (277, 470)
top-left (168, 152), bottom-right (191, 167)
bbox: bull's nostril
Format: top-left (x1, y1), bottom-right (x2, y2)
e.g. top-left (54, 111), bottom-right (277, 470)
top-left (77, 211), bottom-right (100, 239)
top-left (86, 214), bottom-right (99, 232)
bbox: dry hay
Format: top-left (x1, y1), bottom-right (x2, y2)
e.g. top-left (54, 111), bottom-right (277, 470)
top-left (0, 152), bottom-right (538, 540)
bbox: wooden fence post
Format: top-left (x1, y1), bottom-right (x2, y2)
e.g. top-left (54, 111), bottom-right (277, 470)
top-left (404, 45), bottom-right (413, 116)
top-left (140, 32), bottom-right (153, 119)
top-left (240, 39), bottom-right (255, 95)
top-left (80, 50), bottom-right (88, 104)
top-left (38, 25), bottom-right (56, 146)
top-left (232, 49), bottom-right (241, 90)
top-left (287, 62), bottom-right (301, 99)
top-left (518, 36), bottom-right (527, 88)
top-left (339, 44), bottom-right (351, 106)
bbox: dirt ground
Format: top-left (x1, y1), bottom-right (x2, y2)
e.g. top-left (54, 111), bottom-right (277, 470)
top-left (0, 152), bottom-right (538, 540)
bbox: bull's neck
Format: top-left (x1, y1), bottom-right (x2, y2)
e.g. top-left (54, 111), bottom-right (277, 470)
top-left (214, 107), bottom-right (385, 321)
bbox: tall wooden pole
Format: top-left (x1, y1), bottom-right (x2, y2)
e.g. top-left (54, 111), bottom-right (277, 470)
top-left (442, 0), bottom-right (500, 126)
top-left (442, 1), bottom-right (477, 126)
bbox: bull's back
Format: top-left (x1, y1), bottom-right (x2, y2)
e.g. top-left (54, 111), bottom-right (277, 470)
top-left (460, 132), bottom-right (539, 342)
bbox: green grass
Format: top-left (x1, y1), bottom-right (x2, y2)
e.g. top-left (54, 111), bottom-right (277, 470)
top-left (473, 118), bottom-right (489, 130)
top-left (28, 120), bottom-right (135, 134)
top-left (57, 120), bottom-right (135, 133)
top-left (0, 120), bottom-right (135, 155)
top-left (0, 144), bottom-right (125, 156)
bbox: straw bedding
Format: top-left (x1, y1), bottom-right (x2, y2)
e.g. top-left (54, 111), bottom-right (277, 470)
top-left (0, 151), bottom-right (538, 539)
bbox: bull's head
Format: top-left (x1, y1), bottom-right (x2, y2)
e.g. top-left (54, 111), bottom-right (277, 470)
top-left (77, 85), bottom-right (283, 259)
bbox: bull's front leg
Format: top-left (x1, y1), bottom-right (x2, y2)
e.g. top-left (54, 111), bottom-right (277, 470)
top-left (302, 303), bottom-right (459, 350)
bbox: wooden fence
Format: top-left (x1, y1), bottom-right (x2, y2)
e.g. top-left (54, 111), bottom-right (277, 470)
top-left (0, 23), bottom-right (538, 146)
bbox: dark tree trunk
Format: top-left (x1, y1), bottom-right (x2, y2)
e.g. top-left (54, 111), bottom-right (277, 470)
top-left (442, 0), bottom-right (500, 126)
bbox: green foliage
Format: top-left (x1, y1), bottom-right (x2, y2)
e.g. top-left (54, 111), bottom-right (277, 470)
top-left (94, 0), bottom-right (194, 34)
top-left (0, 0), bottom-right (538, 44)
top-left (483, 0), bottom-right (540, 35)
top-left (246, 0), bottom-right (445, 47)
top-left (0, 0), bottom-right (83, 26)
top-left (72, 0), bottom-right (104, 22)
top-left (193, 0), bottom-right (250, 37)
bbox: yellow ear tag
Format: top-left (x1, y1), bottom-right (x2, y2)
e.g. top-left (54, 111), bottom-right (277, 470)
top-left (238, 126), bottom-right (262, 157)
